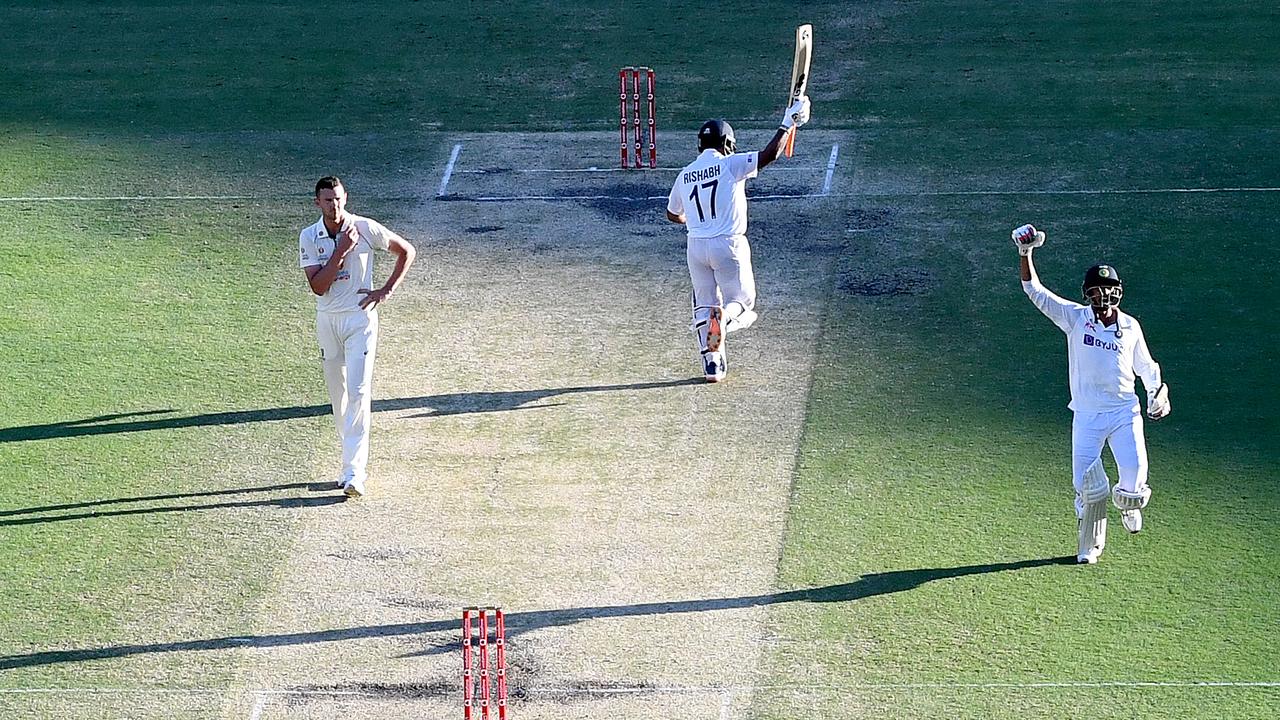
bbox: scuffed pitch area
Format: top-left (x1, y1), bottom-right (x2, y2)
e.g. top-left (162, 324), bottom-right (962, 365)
top-left (219, 131), bottom-right (850, 719)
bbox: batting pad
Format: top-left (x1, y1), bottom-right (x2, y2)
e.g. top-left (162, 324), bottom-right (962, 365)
top-left (1113, 484), bottom-right (1152, 511)
top-left (1077, 459), bottom-right (1110, 559)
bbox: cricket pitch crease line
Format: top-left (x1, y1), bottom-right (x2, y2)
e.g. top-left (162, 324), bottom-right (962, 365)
top-left (436, 142), bottom-right (464, 197)
top-left (5, 186), bottom-right (1280, 204)
top-left (4, 681), bottom-right (1278, 697)
top-left (452, 165), bottom-right (826, 175)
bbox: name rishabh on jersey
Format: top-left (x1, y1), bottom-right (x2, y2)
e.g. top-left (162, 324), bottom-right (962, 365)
top-left (667, 150), bottom-right (759, 239)
top-left (298, 213), bottom-right (401, 314)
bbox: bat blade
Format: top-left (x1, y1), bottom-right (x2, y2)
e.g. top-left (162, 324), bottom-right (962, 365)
top-left (785, 24), bottom-right (813, 157)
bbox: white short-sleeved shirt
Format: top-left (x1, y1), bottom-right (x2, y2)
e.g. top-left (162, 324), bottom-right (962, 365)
top-left (299, 213), bottom-right (399, 314)
top-left (667, 149), bottom-right (759, 239)
top-left (1023, 271), bottom-right (1161, 414)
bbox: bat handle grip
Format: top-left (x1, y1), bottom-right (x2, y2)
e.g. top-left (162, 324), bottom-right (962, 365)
top-left (784, 127), bottom-right (796, 158)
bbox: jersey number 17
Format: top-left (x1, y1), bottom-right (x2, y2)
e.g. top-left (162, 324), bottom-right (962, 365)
top-left (689, 180), bottom-right (719, 222)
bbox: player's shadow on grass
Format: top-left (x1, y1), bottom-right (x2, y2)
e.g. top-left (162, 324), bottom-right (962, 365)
top-left (0, 556), bottom-right (1073, 670)
top-left (0, 482), bottom-right (345, 527)
top-left (0, 379), bottom-right (703, 443)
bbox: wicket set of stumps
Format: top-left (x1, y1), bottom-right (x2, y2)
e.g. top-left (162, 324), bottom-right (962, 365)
top-left (619, 66), bottom-right (657, 169)
top-left (463, 607), bottom-right (508, 719)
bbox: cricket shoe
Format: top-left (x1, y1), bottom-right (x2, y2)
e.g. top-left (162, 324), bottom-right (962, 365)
top-left (343, 475), bottom-right (366, 499)
top-left (1121, 509), bottom-right (1143, 534)
top-left (705, 307), bottom-right (723, 353)
top-left (1076, 545), bottom-right (1104, 564)
top-left (704, 351), bottom-right (727, 383)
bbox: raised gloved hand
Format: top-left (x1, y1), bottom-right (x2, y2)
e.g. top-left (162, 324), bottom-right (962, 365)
top-left (781, 95), bottom-right (811, 130)
top-left (1011, 224), bottom-right (1045, 256)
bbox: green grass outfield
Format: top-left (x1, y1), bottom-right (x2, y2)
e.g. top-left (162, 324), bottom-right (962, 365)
top-left (2, 2), bottom-right (1278, 718)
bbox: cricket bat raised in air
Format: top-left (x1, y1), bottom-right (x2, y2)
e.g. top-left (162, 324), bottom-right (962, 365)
top-left (784, 23), bottom-right (813, 158)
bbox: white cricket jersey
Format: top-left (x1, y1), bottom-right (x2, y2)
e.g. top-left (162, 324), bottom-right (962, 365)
top-left (1023, 270), bottom-right (1162, 414)
top-left (299, 213), bottom-right (399, 314)
top-left (667, 149), bottom-right (759, 239)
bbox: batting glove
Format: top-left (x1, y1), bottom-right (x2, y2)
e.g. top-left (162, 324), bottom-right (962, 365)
top-left (1147, 383), bottom-right (1171, 420)
top-left (1012, 224), bottom-right (1045, 256)
top-left (781, 95), bottom-right (811, 130)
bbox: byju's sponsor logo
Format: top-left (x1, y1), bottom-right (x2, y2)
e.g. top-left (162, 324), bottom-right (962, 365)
top-left (1083, 335), bottom-right (1119, 351)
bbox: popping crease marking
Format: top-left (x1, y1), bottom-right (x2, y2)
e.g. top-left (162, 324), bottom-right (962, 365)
top-left (437, 143), bottom-right (464, 197)
top-left (6, 187), bottom-right (1279, 203)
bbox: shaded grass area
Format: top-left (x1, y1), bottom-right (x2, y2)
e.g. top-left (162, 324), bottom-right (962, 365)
top-left (755, 1), bottom-right (1280, 717)
top-left (2, 1), bottom-right (1274, 135)
top-left (756, 169), bottom-right (1280, 719)
top-left (0, 198), bottom-right (341, 688)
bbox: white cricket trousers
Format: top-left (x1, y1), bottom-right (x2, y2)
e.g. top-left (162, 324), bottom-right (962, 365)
top-left (317, 309), bottom-right (378, 482)
top-left (1071, 407), bottom-right (1148, 501)
top-left (687, 234), bottom-right (757, 348)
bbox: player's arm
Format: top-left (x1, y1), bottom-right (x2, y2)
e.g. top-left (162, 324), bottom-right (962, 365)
top-left (1133, 327), bottom-right (1170, 419)
top-left (757, 128), bottom-right (791, 170)
top-left (304, 226), bottom-right (359, 296)
top-left (759, 96), bottom-right (811, 171)
top-left (1013, 225), bottom-right (1076, 333)
top-left (358, 234), bottom-right (416, 309)
top-left (666, 178), bottom-right (687, 224)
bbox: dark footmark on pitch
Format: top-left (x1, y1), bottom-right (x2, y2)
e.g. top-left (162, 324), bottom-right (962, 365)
top-left (847, 207), bottom-right (894, 231)
top-left (839, 267), bottom-right (933, 297)
top-left (578, 184), bottom-right (665, 222)
top-left (378, 596), bottom-right (451, 611)
top-left (325, 547), bottom-right (417, 562)
top-left (295, 681), bottom-right (454, 701)
top-left (465, 225), bottom-right (504, 234)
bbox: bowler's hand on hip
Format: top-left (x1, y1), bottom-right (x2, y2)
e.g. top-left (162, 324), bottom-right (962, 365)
top-left (358, 287), bottom-right (391, 310)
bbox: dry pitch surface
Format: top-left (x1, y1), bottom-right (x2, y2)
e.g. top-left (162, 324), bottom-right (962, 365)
top-left (77, 131), bottom-right (846, 720)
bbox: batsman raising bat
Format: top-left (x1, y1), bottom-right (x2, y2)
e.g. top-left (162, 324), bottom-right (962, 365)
top-left (1013, 224), bottom-right (1170, 564)
top-left (666, 95), bottom-right (811, 382)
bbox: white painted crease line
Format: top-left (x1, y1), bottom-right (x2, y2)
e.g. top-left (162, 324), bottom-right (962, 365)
top-left (522, 681), bottom-right (1280, 692)
top-left (0, 681), bottom-right (1277, 698)
top-left (822, 143), bottom-right (840, 195)
top-left (719, 688), bottom-right (735, 720)
top-left (453, 165), bottom-right (824, 174)
top-left (247, 693), bottom-right (266, 720)
top-left (461, 193), bottom-right (825, 203)
top-left (886, 186), bottom-right (1280, 197)
top-left (442, 186), bottom-right (1280, 203)
top-left (436, 142), bottom-right (463, 197)
top-left (4, 186), bottom-right (1279, 204)
top-left (0, 195), bottom-right (274, 202)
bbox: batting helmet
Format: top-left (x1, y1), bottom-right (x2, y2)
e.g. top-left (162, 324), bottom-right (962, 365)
top-left (698, 119), bottom-right (736, 154)
top-left (1082, 264), bottom-right (1123, 309)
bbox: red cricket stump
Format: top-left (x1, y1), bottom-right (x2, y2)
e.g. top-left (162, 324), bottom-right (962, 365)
top-left (462, 610), bottom-right (474, 720)
top-left (479, 609), bottom-right (490, 719)
top-left (619, 68), bottom-right (630, 169)
top-left (646, 68), bottom-right (657, 169)
top-left (631, 69), bottom-right (642, 168)
top-left (495, 609), bottom-right (508, 720)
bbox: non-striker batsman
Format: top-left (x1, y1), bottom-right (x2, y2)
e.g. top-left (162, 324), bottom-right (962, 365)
top-left (1013, 223), bottom-right (1170, 564)
top-left (666, 95), bottom-right (811, 382)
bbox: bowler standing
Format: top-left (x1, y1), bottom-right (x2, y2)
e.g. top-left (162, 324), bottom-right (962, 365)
top-left (299, 176), bottom-right (416, 497)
